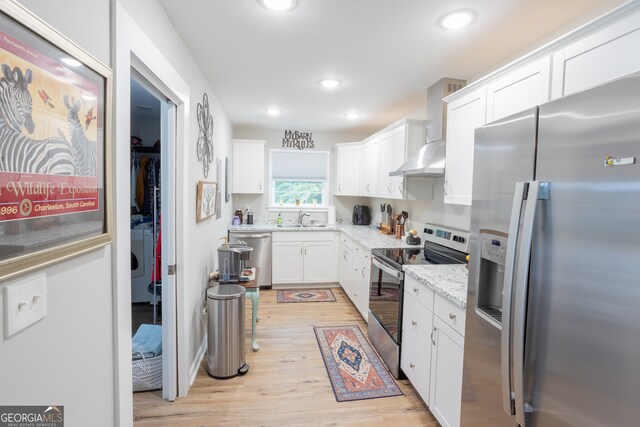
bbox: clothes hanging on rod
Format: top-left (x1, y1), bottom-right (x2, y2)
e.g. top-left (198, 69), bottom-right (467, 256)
top-left (131, 158), bottom-right (139, 211)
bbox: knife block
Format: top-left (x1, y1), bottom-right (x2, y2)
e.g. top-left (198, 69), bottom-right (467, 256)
top-left (380, 224), bottom-right (393, 235)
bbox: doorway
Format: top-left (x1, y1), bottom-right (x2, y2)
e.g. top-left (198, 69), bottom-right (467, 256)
top-left (129, 70), bottom-right (178, 402)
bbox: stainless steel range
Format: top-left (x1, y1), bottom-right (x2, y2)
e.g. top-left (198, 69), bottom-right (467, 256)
top-left (367, 223), bottom-right (469, 378)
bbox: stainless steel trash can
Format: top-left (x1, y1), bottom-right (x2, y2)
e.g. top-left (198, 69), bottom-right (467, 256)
top-left (206, 285), bottom-right (249, 379)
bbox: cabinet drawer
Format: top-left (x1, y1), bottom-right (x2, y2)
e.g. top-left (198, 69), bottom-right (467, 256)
top-left (339, 233), bottom-right (355, 252)
top-left (400, 332), bottom-right (430, 403)
top-left (273, 231), bottom-right (335, 242)
top-left (404, 275), bottom-right (434, 310)
top-left (434, 295), bottom-right (466, 337)
top-left (402, 291), bottom-right (434, 356)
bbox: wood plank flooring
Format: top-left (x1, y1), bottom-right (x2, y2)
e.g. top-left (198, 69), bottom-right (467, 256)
top-left (133, 287), bottom-right (437, 426)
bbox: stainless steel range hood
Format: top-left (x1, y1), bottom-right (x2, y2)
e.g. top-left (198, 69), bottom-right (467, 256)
top-left (389, 140), bottom-right (446, 176)
top-left (390, 78), bottom-right (466, 177)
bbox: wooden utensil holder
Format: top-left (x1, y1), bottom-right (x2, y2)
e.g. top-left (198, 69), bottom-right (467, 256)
top-left (395, 224), bottom-right (404, 240)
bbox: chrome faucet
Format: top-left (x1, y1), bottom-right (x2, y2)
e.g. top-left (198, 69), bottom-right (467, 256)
top-left (298, 209), bottom-right (311, 225)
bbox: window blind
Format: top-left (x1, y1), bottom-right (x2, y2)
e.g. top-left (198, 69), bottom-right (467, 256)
top-left (271, 150), bottom-right (329, 180)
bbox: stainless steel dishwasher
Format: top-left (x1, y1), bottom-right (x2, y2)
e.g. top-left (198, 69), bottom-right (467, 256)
top-left (228, 231), bottom-right (272, 288)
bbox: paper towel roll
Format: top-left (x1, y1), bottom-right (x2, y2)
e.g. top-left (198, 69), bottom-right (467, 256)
top-left (327, 205), bottom-right (336, 225)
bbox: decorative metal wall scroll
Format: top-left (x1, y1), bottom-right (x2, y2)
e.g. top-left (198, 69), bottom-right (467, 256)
top-left (196, 93), bottom-right (214, 177)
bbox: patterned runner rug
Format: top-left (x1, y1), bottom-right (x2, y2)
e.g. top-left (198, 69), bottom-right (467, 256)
top-left (277, 289), bottom-right (336, 303)
top-left (314, 325), bottom-right (403, 402)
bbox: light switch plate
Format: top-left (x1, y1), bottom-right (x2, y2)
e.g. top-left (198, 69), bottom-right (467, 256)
top-left (4, 273), bottom-right (47, 338)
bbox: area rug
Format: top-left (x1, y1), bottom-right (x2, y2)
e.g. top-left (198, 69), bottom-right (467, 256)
top-left (314, 325), bottom-right (403, 402)
top-left (277, 289), bottom-right (336, 303)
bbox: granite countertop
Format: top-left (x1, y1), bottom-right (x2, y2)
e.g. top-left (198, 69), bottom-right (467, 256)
top-left (403, 264), bottom-right (469, 309)
top-left (227, 223), bottom-right (422, 251)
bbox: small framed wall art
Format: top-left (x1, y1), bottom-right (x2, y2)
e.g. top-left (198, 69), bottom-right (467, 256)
top-left (196, 181), bottom-right (217, 223)
top-left (0, 1), bottom-right (112, 280)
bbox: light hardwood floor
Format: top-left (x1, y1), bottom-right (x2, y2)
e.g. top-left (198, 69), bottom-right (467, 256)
top-left (133, 287), bottom-right (437, 426)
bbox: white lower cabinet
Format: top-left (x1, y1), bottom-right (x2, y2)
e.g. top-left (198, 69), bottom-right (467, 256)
top-left (272, 232), bottom-right (336, 285)
top-left (338, 235), bottom-right (370, 320)
top-left (401, 275), bottom-right (466, 427)
top-left (429, 316), bottom-right (465, 427)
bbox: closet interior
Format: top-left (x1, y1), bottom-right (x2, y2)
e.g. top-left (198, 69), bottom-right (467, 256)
top-left (130, 78), bottom-right (162, 333)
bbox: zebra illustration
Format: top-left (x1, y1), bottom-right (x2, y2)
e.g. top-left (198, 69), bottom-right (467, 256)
top-left (63, 95), bottom-right (97, 177)
top-left (0, 64), bottom-right (75, 175)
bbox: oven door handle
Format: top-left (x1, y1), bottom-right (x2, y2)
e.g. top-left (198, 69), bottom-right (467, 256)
top-left (372, 257), bottom-right (402, 280)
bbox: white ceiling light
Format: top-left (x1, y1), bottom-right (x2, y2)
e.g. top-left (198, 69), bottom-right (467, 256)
top-left (259, 0), bottom-right (297, 12)
top-left (61, 57), bottom-right (82, 67)
top-left (265, 107), bottom-right (282, 116)
top-left (344, 112), bottom-right (361, 120)
top-left (317, 78), bottom-right (342, 89)
top-left (439, 9), bottom-right (477, 30)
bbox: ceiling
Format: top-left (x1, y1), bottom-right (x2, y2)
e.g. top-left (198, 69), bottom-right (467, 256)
top-left (159, 0), bottom-right (628, 134)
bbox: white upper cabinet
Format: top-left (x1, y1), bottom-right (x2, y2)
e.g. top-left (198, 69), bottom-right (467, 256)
top-left (232, 139), bottom-right (265, 194)
top-left (377, 131), bottom-right (395, 198)
top-left (444, 88), bottom-right (486, 206)
top-left (486, 56), bottom-right (551, 122)
top-left (335, 143), bottom-right (361, 196)
top-left (390, 125), bottom-right (406, 199)
top-left (361, 137), bottom-right (380, 196)
top-left (551, 9), bottom-right (640, 99)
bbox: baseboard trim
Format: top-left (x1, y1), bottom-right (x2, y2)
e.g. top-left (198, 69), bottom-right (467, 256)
top-left (272, 282), bottom-right (341, 290)
top-left (189, 335), bottom-right (207, 388)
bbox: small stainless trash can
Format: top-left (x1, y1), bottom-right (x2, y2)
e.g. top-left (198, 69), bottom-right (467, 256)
top-left (206, 285), bottom-right (249, 379)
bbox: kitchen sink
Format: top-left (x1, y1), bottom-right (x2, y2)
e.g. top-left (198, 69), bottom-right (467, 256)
top-left (276, 224), bottom-right (303, 228)
top-left (303, 224), bottom-right (327, 228)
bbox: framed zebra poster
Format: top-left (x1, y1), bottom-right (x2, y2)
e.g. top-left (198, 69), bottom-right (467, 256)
top-left (0, 1), bottom-right (112, 280)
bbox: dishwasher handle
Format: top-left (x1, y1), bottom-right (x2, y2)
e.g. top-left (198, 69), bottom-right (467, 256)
top-left (230, 233), bottom-right (271, 239)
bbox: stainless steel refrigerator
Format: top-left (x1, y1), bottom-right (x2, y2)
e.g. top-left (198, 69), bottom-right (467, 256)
top-left (461, 72), bottom-right (640, 427)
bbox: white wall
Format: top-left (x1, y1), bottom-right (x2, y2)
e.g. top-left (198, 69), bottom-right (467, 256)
top-left (117, 0), bottom-right (234, 401)
top-left (0, 1), bottom-right (114, 426)
top-left (232, 127), bottom-right (367, 224)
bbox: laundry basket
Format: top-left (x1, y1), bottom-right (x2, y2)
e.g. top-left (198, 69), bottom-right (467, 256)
top-left (131, 324), bottom-right (162, 392)
top-left (132, 353), bottom-right (162, 392)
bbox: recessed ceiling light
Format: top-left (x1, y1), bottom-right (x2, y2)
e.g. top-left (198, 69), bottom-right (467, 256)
top-left (344, 112), bottom-right (361, 120)
top-left (259, 0), bottom-right (297, 12)
top-left (265, 107), bottom-right (282, 116)
top-left (61, 57), bottom-right (82, 67)
top-left (439, 9), bottom-right (477, 30)
top-left (318, 78), bottom-right (342, 89)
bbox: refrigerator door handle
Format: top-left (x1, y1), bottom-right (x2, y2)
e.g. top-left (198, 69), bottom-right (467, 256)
top-left (501, 181), bottom-right (527, 416)
top-left (513, 181), bottom-right (549, 427)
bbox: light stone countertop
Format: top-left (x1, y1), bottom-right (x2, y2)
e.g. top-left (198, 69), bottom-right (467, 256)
top-left (403, 264), bottom-right (469, 309)
top-left (227, 223), bottom-right (422, 251)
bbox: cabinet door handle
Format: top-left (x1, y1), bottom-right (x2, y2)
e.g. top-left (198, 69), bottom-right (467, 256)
top-left (444, 179), bottom-right (448, 196)
top-left (366, 183), bottom-right (370, 192)
top-left (431, 326), bottom-right (437, 345)
top-left (304, 247), bottom-right (307, 255)
top-left (343, 251), bottom-right (347, 260)
top-left (388, 183), bottom-right (392, 193)
top-left (399, 183), bottom-right (403, 195)
top-left (300, 247), bottom-right (303, 255)
top-left (409, 363), bottom-right (415, 369)
top-left (449, 312), bottom-right (457, 320)
top-left (413, 287), bottom-right (419, 293)
top-left (411, 320), bottom-right (417, 326)
top-left (361, 268), bottom-right (365, 278)
top-left (338, 184), bottom-right (341, 192)
top-left (260, 181), bottom-right (262, 190)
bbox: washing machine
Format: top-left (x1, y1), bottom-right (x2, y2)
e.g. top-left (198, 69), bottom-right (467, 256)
top-left (131, 227), bottom-right (154, 303)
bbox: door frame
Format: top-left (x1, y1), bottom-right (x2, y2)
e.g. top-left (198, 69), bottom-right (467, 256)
top-left (114, 3), bottom-right (190, 425)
